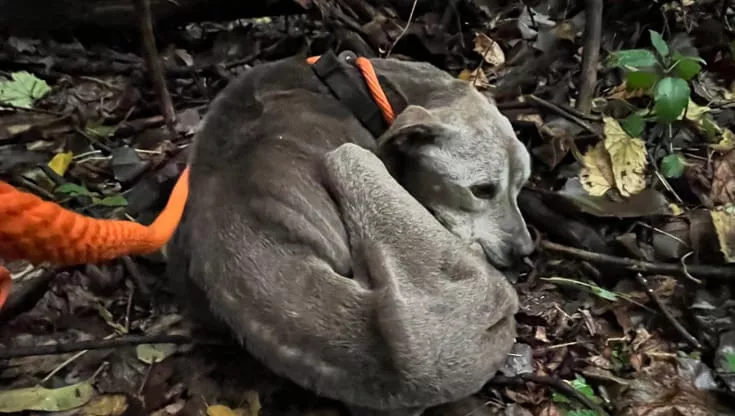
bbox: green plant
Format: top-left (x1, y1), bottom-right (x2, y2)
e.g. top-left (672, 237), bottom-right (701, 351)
top-left (605, 29), bottom-right (707, 179)
top-left (607, 29), bottom-right (706, 124)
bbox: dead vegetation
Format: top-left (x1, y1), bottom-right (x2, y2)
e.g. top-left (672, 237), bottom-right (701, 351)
top-left (0, 0), bottom-right (734, 415)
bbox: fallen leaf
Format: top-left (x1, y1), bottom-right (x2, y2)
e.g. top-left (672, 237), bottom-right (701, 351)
top-left (0, 381), bottom-right (95, 412)
top-left (603, 116), bottom-right (647, 197)
top-left (47, 151), bottom-right (74, 176)
top-left (80, 394), bottom-right (129, 416)
top-left (207, 404), bottom-right (240, 416)
top-left (710, 204), bottom-right (735, 263)
top-left (711, 149), bottom-right (735, 205)
top-left (457, 67), bottom-right (490, 89)
top-left (473, 33), bottom-right (505, 67)
top-left (0, 71), bottom-right (51, 109)
top-left (136, 343), bottom-right (178, 364)
top-left (580, 141), bottom-right (616, 196)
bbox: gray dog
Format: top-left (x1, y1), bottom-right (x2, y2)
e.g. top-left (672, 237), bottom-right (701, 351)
top-left (166, 54), bottom-right (534, 415)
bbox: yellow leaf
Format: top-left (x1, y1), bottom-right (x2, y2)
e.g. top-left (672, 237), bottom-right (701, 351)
top-left (457, 67), bottom-right (490, 89)
top-left (81, 394), bottom-right (129, 416)
top-left (603, 116), bottom-right (647, 197)
top-left (48, 151), bottom-right (74, 176)
top-left (207, 405), bottom-right (240, 416)
top-left (711, 129), bottom-right (735, 153)
top-left (710, 205), bottom-right (735, 263)
top-left (580, 141), bottom-right (615, 196)
top-left (684, 99), bottom-right (711, 121)
top-left (473, 33), bottom-right (505, 67)
top-left (668, 203), bottom-right (684, 216)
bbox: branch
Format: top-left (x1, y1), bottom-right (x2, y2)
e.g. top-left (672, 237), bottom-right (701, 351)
top-left (576, 0), bottom-right (603, 114)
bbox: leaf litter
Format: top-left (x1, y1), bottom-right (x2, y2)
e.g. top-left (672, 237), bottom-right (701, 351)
top-left (0, 1), bottom-right (734, 415)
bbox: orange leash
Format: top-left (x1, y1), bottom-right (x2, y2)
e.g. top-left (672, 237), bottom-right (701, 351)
top-left (0, 54), bottom-right (396, 312)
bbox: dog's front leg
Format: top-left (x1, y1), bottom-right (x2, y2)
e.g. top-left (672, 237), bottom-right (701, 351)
top-left (321, 143), bottom-right (519, 415)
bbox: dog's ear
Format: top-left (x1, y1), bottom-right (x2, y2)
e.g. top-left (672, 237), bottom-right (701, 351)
top-left (377, 105), bottom-right (449, 154)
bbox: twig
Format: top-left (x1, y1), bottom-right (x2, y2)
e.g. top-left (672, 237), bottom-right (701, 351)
top-left (385, 0), bottom-right (419, 57)
top-left (134, 0), bottom-right (177, 139)
top-left (541, 240), bottom-right (735, 280)
top-left (491, 374), bottom-right (609, 415)
top-left (634, 273), bottom-right (702, 349)
top-left (0, 334), bottom-right (229, 360)
top-left (576, 0), bottom-right (603, 114)
top-left (527, 94), bottom-right (601, 138)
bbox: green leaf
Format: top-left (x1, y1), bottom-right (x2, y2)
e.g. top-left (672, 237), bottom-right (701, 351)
top-left (607, 49), bottom-right (659, 69)
top-left (95, 194), bottom-right (128, 207)
top-left (660, 153), bottom-right (686, 178)
top-left (85, 120), bottom-right (117, 139)
top-left (56, 183), bottom-right (95, 197)
top-left (726, 352), bottom-right (735, 372)
top-left (653, 77), bottom-right (691, 123)
top-left (569, 411), bottom-right (601, 416)
top-left (626, 71), bottom-right (661, 90)
top-left (0, 71), bottom-right (51, 109)
top-left (671, 54), bottom-right (703, 81)
top-left (570, 375), bottom-right (596, 399)
top-left (649, 30), bottom-right (670, 59)
top-left (0, 381), bottom-right (95, 412)
top-left (620, 114), bottom-right (646, 137)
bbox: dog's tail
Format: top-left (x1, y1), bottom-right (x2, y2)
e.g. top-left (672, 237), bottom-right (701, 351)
top-left (0, 167), bottom-right (189, 309)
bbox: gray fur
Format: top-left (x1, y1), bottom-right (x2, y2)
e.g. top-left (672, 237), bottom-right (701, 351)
top-left (166, 55), bottom-right (533, 414)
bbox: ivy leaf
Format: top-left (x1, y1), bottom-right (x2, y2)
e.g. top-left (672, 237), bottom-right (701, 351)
top-left (620, 113), bottom-right (646, 137)
top-left (654, 77), bottom-right (691, 123)
top-left (672, 54), bottom-right (704, 81)
top-left (660, 153), bottom-right (686, 178)
top-left (649, 30), bottom-right (670, 59)
top-left (626, 71), bottom-right (661, 90)
top-left (607, 49), bottom-right (659, 69)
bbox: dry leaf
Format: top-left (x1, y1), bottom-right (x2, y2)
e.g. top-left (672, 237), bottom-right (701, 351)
top-left (603, 116), bottom-right (647, 197)
top-left (473, 33), bottom-right (505, 67)
top-left (457, 67), bottom-right (490, 89)
top-left (580, 141), bottom-right (616, 196)
top-left (207, 405), bottom-right (241, 416)
top-left (684, 99), bottom-right (710, 121)
top-left (711, 149), bottom-right (735, 205)
top-left (711, 205), bottom-right (735, 262)
top-left (80, 394), bottom-right (129, 416)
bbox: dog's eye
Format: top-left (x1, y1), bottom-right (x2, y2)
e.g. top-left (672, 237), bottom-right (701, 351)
top-left (470, 183), bottom-right (497, 199)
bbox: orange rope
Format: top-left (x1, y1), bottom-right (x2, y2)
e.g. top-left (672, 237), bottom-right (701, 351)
top-left (0, 54), bottom-right (394, 312)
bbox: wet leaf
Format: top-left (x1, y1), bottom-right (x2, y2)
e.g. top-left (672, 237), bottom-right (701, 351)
top-left (653, 76), bottom-right (690, 123)
top-left (710, 204), bottom-right (735, 263)
top-left (607, 49), bottom-right (658, 69)
top-left (0, 381), bottom-right (95, 412)
top-left (660, 153), bottom-right (686, 178)
top-left (649, 30), bottom-right (669, 59)
top-left (603, 116), bottom-right (647, 197)
top-left (0, 71), bottom-right (51, 109)
top-left (47, 151), bottom-right (74, 176)
top-left (580, 141), bottom-right (615, 196)
top-left (473, 33), bottom-right (505, 67)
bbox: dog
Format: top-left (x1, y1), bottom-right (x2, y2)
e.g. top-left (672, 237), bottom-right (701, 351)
top-left (166, 53), bottom-right (534, 415)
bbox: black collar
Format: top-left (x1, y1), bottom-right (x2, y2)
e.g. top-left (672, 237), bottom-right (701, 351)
top-left (310, 50), bottom-right (408, 138)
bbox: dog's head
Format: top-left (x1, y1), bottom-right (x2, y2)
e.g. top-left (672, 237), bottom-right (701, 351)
top-left (378, 91), bottom-right (534, 269)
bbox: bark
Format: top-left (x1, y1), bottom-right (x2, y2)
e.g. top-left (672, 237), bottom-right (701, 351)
top-left (0, 0), bottom-right (305, 34)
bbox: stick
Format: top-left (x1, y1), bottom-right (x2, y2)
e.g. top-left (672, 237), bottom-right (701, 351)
top-left (134, 0), bottom-right (177, 138)
top-left (0, 334), bottom-right (230, 360)
top-left (541, 240), bottom-right (735, 280)
top-left (634, 273), bottom-right (702, 349)
top-left (576, 0), bottom-right (603, 113)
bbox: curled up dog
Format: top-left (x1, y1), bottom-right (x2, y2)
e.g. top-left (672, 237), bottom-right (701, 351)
top-left (166, 52), bottom-right (534, 415)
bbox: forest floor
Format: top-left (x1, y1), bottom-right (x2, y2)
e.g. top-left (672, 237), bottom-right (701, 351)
top-left (0, 1), bottom-right (734, 415)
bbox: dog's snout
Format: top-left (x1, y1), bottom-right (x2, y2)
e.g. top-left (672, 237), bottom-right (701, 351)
top-left (513, 228), bottom-right (535, 258)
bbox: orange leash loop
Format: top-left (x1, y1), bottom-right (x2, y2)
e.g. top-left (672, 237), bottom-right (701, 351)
top-left (0, 54), bottom-right (394, 312)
